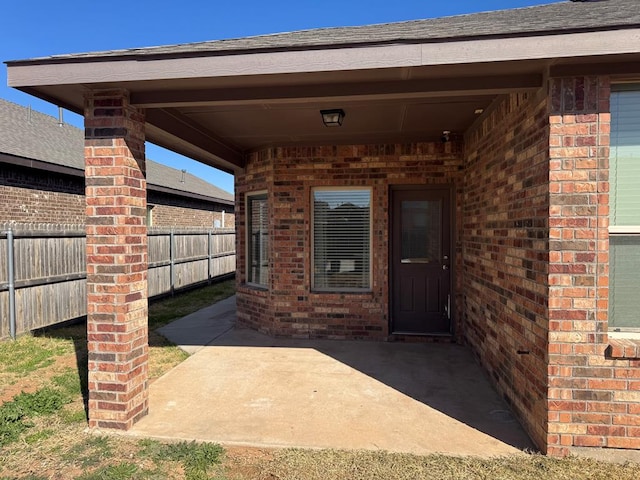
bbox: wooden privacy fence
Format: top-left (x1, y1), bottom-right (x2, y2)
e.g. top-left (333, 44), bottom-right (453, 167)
top-left (0, 224), bottom-right (236, 339)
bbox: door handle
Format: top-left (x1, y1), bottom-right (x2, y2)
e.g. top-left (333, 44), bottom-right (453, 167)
top-left (442, 264), bottom-right (449, 270)
top-left (443, 294), bottom-right (451, 320)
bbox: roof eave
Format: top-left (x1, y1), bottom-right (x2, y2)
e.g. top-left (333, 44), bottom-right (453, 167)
top-left (0, 153), bottom-right (233, 205)
top-left (8, 28), bottom-right (640, 89)
top-left (147, 183), bottom-right (234, 207)
top-left (5, 23), bottom-right (640, 66)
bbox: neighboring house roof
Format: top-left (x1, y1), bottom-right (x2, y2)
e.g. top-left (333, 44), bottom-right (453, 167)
top-left (0, 98), bottom-right (233, 205)
top-left (13, 0), bottom-right (640, 62)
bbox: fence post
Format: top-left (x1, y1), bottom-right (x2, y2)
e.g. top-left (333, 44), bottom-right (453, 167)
top-left (7, 228), bottom-right (16, 340)
top-left (208, 230), bottom-right (213, 284)
top-left (170, 229), bottom-right (175, 296)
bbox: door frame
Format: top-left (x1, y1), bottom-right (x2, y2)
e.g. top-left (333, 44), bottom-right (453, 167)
top-left (389, 184), bottom-right (456, 335)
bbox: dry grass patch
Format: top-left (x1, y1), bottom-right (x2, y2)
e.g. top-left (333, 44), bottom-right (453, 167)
top-left (1, 422), bottom-right (225, 479)
top-left (249, 448), bottom-right (640, 480)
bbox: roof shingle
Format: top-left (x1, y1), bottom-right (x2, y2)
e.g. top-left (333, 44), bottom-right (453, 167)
top-left (8, 0), bottom-right (639, 63)
top-left (0, 98), bottom-right (233, 204)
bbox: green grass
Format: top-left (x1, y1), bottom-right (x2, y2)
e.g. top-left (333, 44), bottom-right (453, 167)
top-left (51, 368), bottom-right (83, 398)
top-left (0, 386), bottom-right (70, 446)
top-left (139, 439), bottom-right (225, 480)
top-left (24, 428), bottom-right (55, 444)
top-left (58, 406), bottom-right (88, 425)
top-left (62, 436), bottom-right (116, 470)
top-left (13, 387), bottom-right (69, 416)
top-left (148, 279), bottom-right (235, 329)
top-left (77, 462), bottom-right (140, 480)
top-left (0, 335), bottom-right (71, 375)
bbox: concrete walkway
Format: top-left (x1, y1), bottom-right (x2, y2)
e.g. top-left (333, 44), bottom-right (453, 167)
top-left (130, 296), bottom-right (535, 457)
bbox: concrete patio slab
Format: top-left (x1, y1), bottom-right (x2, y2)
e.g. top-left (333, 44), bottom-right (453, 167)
top-left (130, 296), bottom-right (535, 457)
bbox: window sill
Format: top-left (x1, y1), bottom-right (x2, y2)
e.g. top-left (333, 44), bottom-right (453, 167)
top-left (311, 289), bottom-right (373, 295)
top-left (239, 283), bottom-right (269, 294)
top-left (606, 338), bottom-right (640, 360)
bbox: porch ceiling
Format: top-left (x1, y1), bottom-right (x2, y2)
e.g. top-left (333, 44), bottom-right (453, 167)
top-left (10, 60), bottom-right (549, 174)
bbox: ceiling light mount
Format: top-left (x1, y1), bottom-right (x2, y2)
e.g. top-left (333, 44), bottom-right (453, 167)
top-left (320, 109), bottom-right (345, 127)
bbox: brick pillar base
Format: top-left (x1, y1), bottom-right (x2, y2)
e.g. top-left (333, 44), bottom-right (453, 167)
top-left (84, 90), bottom-right (148, 430)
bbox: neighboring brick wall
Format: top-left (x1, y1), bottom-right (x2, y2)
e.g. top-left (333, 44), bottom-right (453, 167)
top-left (463, 89), bottom-right (551, 451)
top-left (236, 143), bottom-right (464, 340)
top-left (148, 191), bottom-right (234, 228)
top-left (0, 164), bottom-right (232, 228)
top-left (0, 165), bottom-right (84, 223)
top-left (547, 76), bottom-right (640, 455)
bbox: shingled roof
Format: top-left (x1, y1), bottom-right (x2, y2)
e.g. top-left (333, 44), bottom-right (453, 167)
top-left (10, 0), bottom-right (640, 63)
top-left (0, 98), bottom-right (233, 205)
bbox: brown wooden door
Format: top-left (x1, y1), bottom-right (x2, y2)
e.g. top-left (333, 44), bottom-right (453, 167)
top-left (391, 187), bottom-right (451, 334)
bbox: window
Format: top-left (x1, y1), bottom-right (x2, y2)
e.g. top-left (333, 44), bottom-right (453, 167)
top-left (247, 193), bottom-right (268, 287)
top-left (312, 188), bottom-right (371, 291)
top-left (609, 87), bottom-right (640, 331)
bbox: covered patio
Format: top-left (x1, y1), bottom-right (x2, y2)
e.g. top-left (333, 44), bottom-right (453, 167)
top-left (127, 296), bottom-right (534, 456)
top-left (7, 0), bottom-right (640, 456)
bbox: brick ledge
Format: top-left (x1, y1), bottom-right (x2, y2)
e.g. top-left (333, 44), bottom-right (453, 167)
top-left (606, 338), bottom-right (640, 360)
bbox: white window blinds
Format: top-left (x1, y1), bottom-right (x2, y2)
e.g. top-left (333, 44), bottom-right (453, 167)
top-left (247, 193), bottom-right (268, 287)
top-left (312, 189), bottom-right (371, 291)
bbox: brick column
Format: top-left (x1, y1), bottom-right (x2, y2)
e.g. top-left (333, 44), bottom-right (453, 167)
top-left (547, 76), bottom-right (613, 455)
top-left (84, 90), bottom-right (148, 430)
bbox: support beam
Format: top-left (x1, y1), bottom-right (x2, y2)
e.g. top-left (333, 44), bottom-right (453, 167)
top-left (85, 89), bottom-right (149, 430)
top-left (549, 59), bottom-right (640, 78)
top-left (145, 108), bottom-right (245, 172)
top-left (131, 74), bottom-right (544, 108)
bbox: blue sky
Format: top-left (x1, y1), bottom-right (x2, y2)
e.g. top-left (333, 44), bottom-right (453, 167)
top-left (1, 0), bottom-right (563, 193)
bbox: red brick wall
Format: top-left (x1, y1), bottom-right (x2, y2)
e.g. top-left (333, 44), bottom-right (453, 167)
top-left (463, 89), bottom-right (551, 450)
top-left (234, 78), bottom-right (640, 455)
top-left (547, 76), bottom-right (640, 455)
top-left (149, 192), bottom-right (235, 228)
top-left (0, 166), bottom-right (84, 223)
top-left (84, 90), bottom-right (149, 430)
top-left (0, 165), bottom-right (232, 228)
top-left (235, 148), bottom-right (274, 331)
top-left (236, 144), bottom-right (464, 339)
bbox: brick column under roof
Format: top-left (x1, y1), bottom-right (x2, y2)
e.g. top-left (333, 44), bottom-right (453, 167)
top-left (547, 76), bottom-right (640, 455)
top-left (84, 89), bottom-right (149, 430)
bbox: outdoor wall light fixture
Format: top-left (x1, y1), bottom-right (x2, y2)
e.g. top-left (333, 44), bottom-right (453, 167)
top-left (320, 109), bottom-right (345, 127)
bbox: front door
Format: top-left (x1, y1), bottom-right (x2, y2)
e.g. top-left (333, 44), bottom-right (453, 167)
top-left (391, 187), bottom-right (451, 334)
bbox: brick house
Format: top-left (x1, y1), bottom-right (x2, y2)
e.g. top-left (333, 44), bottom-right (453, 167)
top-left (0, 98), bottom-right (234, 227)
top-left (6, 0), bottom-right (640, 456)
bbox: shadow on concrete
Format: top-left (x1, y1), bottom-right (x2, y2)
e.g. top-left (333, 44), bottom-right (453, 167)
top-left (152, 295), bottom-right (536, 453)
